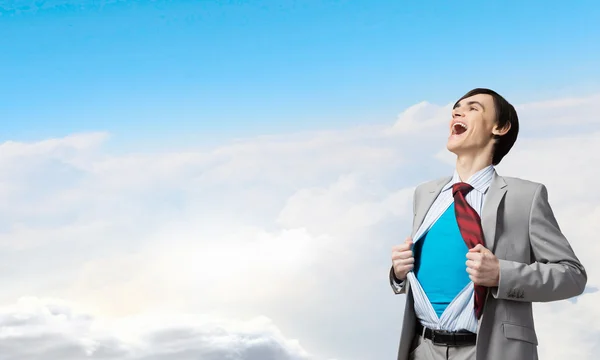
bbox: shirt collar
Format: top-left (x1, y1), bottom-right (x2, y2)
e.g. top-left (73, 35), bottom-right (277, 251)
top-left (441, 165), bottom-right (496, 194)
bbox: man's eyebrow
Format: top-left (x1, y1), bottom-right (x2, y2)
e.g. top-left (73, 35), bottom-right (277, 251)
top-left (453, 100), bottom-right (485, 110)
top-left (467, 101), bottom-right (485, 110)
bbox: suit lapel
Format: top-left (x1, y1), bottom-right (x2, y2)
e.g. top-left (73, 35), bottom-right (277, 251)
top-left (412, 176), bottom-right (451, 237)
top-left (481, 172), bottom-right (507, 252)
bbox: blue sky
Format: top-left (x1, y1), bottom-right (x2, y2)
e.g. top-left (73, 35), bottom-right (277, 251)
top-left (1, 2), bottom-right (600, 360)
top-left (2, 0), bottom-right (599, 147)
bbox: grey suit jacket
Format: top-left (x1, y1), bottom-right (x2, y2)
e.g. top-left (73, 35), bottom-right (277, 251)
top-left (390, 172), bottom-right (587, 360)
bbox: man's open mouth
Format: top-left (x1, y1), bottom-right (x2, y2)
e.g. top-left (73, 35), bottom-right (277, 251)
top-left (452, 122), bottom-right (468, 135)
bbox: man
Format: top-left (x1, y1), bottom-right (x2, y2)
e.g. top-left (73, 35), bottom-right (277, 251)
top-left (389, 88), bottom-right (587, 360)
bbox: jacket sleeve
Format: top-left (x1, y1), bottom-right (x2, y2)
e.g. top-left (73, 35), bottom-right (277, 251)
top-left (389, 185), bottom-right (418, 295)
top-left (389, 266), bottom-right (408, 294)
top-left (492, 184), bottom-right (587, 302)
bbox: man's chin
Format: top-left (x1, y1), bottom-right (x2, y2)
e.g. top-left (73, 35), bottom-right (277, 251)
top-left (446, 141), bottom-right (460, 154)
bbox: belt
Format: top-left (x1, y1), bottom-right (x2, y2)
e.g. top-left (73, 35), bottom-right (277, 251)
top-left (416, 323), bottom-right (477, 346)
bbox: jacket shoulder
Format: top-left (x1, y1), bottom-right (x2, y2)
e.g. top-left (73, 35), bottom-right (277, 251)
top-left (415, 176), bottom-right (452, 193)
top-left (501, 176), bottom-right (546, 199)
top-left (502, 176), bottom-right (543, 190)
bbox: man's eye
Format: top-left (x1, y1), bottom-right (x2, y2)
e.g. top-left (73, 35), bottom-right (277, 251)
top-left (470, 107), bottom-right (477, 111)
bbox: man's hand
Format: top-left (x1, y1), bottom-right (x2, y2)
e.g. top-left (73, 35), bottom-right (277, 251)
top-left (466, 244), bottom-right (500, 287)
top-left (392, 237), bottom-right (414, 281)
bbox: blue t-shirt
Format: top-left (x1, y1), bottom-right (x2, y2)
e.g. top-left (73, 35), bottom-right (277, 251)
top-left (413, 203), bottom-right (471, 318)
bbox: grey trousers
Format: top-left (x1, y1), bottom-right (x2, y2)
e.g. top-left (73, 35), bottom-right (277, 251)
top-left (409, 334), bottom-right (476, 360)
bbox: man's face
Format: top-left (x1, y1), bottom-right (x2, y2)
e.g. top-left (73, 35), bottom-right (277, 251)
top-left (446, 93), bottom-right (498, 156)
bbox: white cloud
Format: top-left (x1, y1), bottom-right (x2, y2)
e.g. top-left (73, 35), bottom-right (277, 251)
top-left (387, 101), bottom-right (451, 134)
top-left (517, 93), bottom-right (600, 125)
top-left (1, 92), bottom-right (599, 359)
top-left (278, 173), bottom-right (414, 236)
top-left (0, 297), bottom-right (312, 360)
top-left (0, 132), bottom-right (107, 160)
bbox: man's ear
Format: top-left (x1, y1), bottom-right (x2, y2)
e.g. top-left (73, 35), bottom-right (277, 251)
top-left (492, 122), bottom-right (511, 137)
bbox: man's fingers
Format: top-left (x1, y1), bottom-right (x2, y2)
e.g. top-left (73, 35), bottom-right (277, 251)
top-left (391, 237), bottom-right (415, 280)
top-left (394, 263), bottom-right (414, 270)
top-left (391, 237), bottom-right (413, 253)
top-left (466, 252), bottom-right (481, 261)
top-left (469, 244), bottom-right (486, 252)
top-left (392, 245), bottom-right (412, 254)
top-left (392, 255), bottom-right (415, 264)
top-left (465, 259), bottom-right (479, 269)
top-left (392, 251), bottom-right (414, 262)
top-left (394, 263), bottom-right (414, 274)
top-left (392, 242), bottom-right (413, 252)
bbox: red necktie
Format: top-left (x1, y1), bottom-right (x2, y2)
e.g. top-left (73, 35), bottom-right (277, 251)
top-left (452, 182), bottom-right (487, 319)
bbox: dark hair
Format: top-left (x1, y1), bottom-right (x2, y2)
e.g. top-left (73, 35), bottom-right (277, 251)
top-left (455, 88), bottom-right (519, 165)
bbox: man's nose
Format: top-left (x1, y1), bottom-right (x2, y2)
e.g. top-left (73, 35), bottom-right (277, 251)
top-left (452, 108), bottom-right (464, 118)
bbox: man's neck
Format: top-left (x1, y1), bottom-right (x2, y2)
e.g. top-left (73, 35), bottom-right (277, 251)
top-left (455, 154), bottom-right (493, 182)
